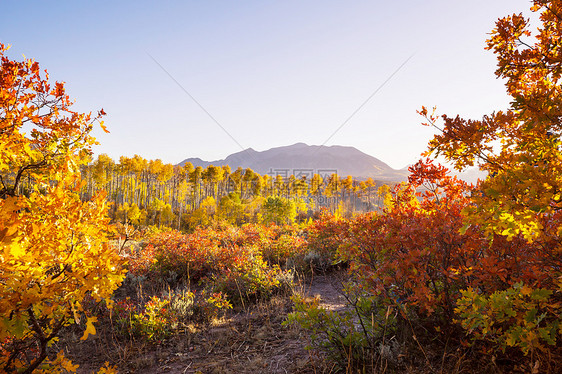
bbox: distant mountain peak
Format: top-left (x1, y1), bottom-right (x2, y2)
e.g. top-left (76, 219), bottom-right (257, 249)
top-left (179, 143), bottom-right (408, 181)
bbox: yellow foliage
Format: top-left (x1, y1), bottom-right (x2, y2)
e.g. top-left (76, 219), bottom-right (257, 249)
top-left (0, 42), bottom-right (126, 372)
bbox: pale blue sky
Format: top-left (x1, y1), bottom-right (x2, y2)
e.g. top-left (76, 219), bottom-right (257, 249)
top-left (2, 0), bottom-right (533, 169)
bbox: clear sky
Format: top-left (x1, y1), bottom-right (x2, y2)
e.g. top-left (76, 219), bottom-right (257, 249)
top-left (2, 0), bottom-right (534, 169)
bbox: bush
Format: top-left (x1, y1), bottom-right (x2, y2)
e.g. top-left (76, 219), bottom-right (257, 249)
top-left (210, 253), bottom-right (292, 306)
top-left (337, 160), bottom-right (562, 365)
top-left (131, 296), bottom-right (175, 342)
top-left (108, 289), bottom-right (234, 342)
top-left (305, 211), bottom-right (349, 272)
top-left (261, 232), bottom-right (308, 270)
top-left (128, 223), bottom-right (298, 307)
top-left (284, 286), bottom-right (399, 372)
top-left (456, 283), bottom-right (562, 355)
top-left (0, 43), bottom-right (126, 373)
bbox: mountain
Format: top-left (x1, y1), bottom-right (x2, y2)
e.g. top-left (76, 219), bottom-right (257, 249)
top-left (178, 143), bottom-right (409, 181)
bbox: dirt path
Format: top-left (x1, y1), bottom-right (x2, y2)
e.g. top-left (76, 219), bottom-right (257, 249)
top-left (301, 272), bottom-right (349, 312)
top-left (148, 274), bottom-right (349, 374)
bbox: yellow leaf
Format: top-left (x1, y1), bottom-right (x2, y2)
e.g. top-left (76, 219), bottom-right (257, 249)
top-left (96, 362), bottom-right (118, 374)
top-left (100, 121), bottom-right (110, 134)
top-left (81, 316), bottom-right (97, 340)
top-left (9, 242), bottom-right (25, 258)
top-left (71, 303), bottom-right (81, 324)
top-left (56, 350), bottom-right (80, 372)
top-left (520, 285), bottom-right (532, 296)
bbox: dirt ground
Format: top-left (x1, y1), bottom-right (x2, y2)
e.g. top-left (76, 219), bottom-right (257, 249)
top-left (65, 272), bottom-right (349, 374)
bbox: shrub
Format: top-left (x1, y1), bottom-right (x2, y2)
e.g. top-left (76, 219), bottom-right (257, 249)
top-left (197, 291), bottom-right (233, 320)
top-left (456, 283), bottom-right (562, 355)
top-left (305, 211), bottom-right (348, 272)
top-left (261, 232), bottom-right (308, 270)
top-left (127, 223), bottom-right (297, 308)
top-left (131, 296), bottom-right (175, 342)
top-left (285, 288), bottom-right (398, 372)
top-left (338, 159), bottom-right (562, 363)
top-left (0, 43), bottom-right (126, 373)
top-left (210, 253), bottom-right (291, 306)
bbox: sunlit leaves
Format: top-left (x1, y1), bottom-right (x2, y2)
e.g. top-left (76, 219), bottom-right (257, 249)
top-left (0, 42), bottom-right (125, 373)
top-left (339, 159), bottom-right (562, 358)
top-left (456, 283), bottom-right (560, 354)
top-left (423, 1), bottom-right (562, 239)
top-left (415, 0), bottom-right (562, 359)
top-left (81, 317), bottom-right (97, 341)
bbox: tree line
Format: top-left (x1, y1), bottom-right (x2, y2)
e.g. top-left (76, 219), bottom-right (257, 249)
top-left (75, 154), bottom-right (393, 230)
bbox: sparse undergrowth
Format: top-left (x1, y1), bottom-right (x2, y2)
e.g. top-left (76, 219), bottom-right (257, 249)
top-left (62, 288), bottom-right (333, 374)
top-left (58, 206), bottom-right (562, 373)
top-left (59, 221), bottom-right (342, 373)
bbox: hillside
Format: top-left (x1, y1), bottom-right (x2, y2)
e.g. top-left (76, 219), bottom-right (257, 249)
top-left (179, 143), bottom-right (409, 181)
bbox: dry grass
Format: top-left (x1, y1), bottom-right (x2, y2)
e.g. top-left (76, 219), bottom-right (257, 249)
top-left (62, 291), bottom-right (334, 374)
top-left (60, 271), bottom-right (562, 374)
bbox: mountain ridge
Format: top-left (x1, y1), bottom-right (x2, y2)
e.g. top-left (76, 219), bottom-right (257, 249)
top-left (179, 143), bottom-right (409, 181)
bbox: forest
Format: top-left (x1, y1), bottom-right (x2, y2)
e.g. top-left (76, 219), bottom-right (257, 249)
top-left (3, 1), bottom-right (562, 373)
top-left (75, 153), bottom-right (391, 230)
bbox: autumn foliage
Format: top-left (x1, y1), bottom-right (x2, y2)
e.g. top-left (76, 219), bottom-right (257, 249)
top-left (421, 1), bottom-right (562, 241)
top-left (280, 157), bottom-right (560, 371)
top-left (0, 43), bottom-right (125, 372)
top-left (313, 1), bottom-right (562, 368)
top-left (5, 1), bottom-right (562, 372)
top-left (341, 159), bottom-right (562, 351)
top-left (416, 0), bottom-right (562, 359)
top-left (128, 224), bottom-right (313, 306)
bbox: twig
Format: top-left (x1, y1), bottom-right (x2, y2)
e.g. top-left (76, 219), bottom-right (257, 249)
top-left (404, 310), bottom-right (432, 370)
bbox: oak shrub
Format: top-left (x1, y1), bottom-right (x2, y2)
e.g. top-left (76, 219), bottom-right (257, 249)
top-left (0, 43), bottom-right (125, 373)
top-left (128, 224), bottom-right (298, 307)
top-left (289, 158), bottom-right (562, 371)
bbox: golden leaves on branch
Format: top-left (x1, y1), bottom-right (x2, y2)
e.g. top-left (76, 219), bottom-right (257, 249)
top-left (0, 42), bottom-right (125, 373)
top-left (422, 1), bottom-right (562, 241)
